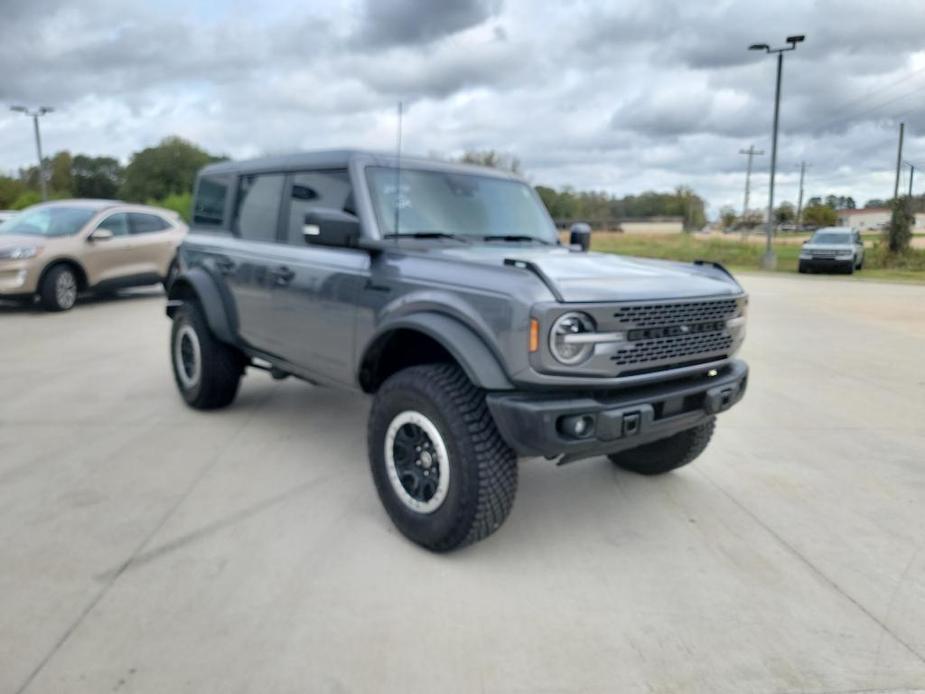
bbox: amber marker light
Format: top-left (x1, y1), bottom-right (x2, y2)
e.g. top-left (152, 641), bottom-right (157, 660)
top-left (529, 319), bottom-right (540, 353)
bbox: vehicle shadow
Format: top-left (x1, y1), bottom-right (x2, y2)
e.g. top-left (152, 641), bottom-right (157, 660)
top-left (0, 286), bottom-right (164, 314)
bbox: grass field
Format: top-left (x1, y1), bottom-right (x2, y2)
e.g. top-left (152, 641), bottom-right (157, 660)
top-left (584, 232), bottom-right (925, 283)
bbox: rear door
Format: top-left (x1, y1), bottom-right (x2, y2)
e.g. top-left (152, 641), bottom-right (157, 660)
top-left (223, 172), bottom-right (288, 352)
top-left (127, 212), bottom-right (176, 279)
top-left (81, 212), bottom-right (136, 286)
top-left (271, 169), bottom-right (370, 384)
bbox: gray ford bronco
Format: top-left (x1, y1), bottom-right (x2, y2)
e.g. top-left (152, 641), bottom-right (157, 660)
top-left (167, 150), bottom-right (748, 551)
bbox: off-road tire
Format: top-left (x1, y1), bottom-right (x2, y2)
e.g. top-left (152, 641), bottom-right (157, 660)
top-left (39, 264), bottom-right (78, 311)
top-left (368, 364), bottom-right (517, 552)
top-left (608, 419), bottom-right (716, 476)
top-left (170, 302), bottom-right (244, 410)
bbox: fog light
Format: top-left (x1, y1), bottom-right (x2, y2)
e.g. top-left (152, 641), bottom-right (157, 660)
top-left (559, 414), bottom-right (596, 439)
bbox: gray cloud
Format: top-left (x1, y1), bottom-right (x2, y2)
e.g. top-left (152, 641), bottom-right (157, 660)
top-left (1, 0), bottom-right (924, 215)
top-left (354, 0), bottom-right (502, 48)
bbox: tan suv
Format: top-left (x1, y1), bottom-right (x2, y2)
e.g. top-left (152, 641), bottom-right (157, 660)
top-left (0, 200), bottom-right (187, 311)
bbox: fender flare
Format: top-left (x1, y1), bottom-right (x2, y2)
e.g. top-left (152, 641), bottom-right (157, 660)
top-left (166, 267), bottom-right (237, 345)
top-left (361, 312), bottom-right (514, 391)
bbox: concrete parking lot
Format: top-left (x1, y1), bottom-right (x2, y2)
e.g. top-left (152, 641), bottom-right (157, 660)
top-left (1, 274), bottom-right (924, 694)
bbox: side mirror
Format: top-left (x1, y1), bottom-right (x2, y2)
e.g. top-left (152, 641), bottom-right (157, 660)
top-left (569, 222), bottom-right (592, 252)
top-left (303, 208), bottom-right (361, 248)
top-left (89, 228), bottom-right (114, 242)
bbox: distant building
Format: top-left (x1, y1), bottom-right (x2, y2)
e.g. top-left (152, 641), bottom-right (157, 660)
top-left (836, 207), bottom-right (891, 230)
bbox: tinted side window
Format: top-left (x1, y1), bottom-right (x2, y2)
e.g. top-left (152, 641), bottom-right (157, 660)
top-left (129, 213), bottom-right (171, 234)
top-left (97, 213), bottom-right (130, 236)
top-left (234, 174), bottom-right (284, 243)
top-left (286, 170), bottom-right (352, 245)
top-left (193, 174), bottom-right (230, 226)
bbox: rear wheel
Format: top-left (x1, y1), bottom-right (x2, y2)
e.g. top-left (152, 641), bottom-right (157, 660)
top-left (170, 302), bottom-right (245, 409)
top-left (368, 364), bottom-right (517, 552)
top-left (39, 264), bottom-right (79, 311)
top-left (608, 419), bottom-right (715, 476)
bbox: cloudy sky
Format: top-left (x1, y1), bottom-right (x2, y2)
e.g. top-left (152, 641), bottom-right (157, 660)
top-left (2, 0), bottom-right (925, 215)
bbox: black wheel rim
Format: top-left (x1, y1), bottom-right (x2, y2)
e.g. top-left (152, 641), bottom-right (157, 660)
top-left (392, 422), bottom-right (440, 503)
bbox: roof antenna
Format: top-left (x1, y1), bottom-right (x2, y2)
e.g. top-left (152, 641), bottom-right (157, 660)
top-left (393, 100), bottom-right (403, 243)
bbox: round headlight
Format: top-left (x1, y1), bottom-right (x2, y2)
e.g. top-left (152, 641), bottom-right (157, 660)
top-left (549, 312), bottom-right (596, 365)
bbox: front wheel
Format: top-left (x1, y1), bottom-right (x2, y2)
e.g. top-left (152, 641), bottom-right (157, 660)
top-left (608, 419), bottom-right (715, 476)
top-left (368, 364), bottom-right (517, 552)
top-left (170, 302), bottom-right (245, 409)
top-left (39, 264), bottom-right (79, 311)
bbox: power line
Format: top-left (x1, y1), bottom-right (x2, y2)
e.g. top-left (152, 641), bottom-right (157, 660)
top-left (810, 83), bottom-right (925, 134)
top-left (815, 65), bottom-right (925, 117)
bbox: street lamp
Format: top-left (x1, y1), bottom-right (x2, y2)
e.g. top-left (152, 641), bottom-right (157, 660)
top-left (749, 35), bottom-right (805, 269)
top-left (10, 105), bottom-right (55, 201)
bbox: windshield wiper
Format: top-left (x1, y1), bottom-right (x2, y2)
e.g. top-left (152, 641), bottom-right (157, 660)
top-left (482, 234), bottom-right (552, 245)
top-left (383, 231), bottom-right (471, 243)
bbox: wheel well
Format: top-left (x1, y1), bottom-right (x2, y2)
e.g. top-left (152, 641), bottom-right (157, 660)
top-left (38, 259), bottom-right (88, 291)
top-left (359, 329), bottom-right (457, 393)
top-left (166, 278), bottom-right (198, 317)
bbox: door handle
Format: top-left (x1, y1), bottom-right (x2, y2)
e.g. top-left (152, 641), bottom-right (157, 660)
top-left (271, 265), bottom-right (295, 286)
top-left (214, 257), bottom-right (236, 275)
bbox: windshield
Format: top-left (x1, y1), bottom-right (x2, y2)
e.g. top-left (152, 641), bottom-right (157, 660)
top-left (366, 166), bottom-right (557, 243)
top-left (810, 231), bottom-right (852, 245)
top-left (0, 206), bottom-right (96, 238)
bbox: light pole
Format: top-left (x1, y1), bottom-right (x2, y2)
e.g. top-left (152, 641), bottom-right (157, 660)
top-left (10, 105), bottom-right (55, 201)
top-left (749, 35), bottom-right (805, 269)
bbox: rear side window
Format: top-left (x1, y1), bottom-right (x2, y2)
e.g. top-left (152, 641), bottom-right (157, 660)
top-left (286, 170), bottom-right (352, 245)
top-left (129, 213), bottom-right (171, 234)
top-left (234, 173), bottom-right (285, 243)
top-left (193, 174), bottom-right (231, 227)
top-left (97, 213), bottom-right (130, 236)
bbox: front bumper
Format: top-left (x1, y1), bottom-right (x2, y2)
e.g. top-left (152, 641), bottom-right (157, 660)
top-left (0, 260), bottom-right (37, 295)
top-left (486, 359), bottom-right (748, 463)
top-left (799, 257), bottom-right (853, 271)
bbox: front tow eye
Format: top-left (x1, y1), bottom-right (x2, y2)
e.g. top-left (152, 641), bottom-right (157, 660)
top-left (623, 412), bottom-right (641, 437)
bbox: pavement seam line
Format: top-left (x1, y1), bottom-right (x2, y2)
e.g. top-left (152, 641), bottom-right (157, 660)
top-left (697, 468), bottom-right (925, 669)
top-left (13, 398), bottom-right (269, 694)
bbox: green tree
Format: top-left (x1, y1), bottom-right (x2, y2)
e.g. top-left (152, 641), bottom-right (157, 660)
top-left (864, 198), bottom-right (886, 208)
top-left (120, 136), bottom-right (221, 202)
top-left (147, 191), bottom-right (192, 222)
top-left (458, 149), bottom-right (521, 174)
top-left (802, 202), bottom-right (838, 227)
top-left (73, 155), bottom-right (124, 198)
top-left (719, 206), bottom-right (737, 229)
top-left (774, 201), bottom-right (796, 224)
top-left (49, 151), bottom-right (73, 196)
top-left (887, 196), bottom-right (914, 253)
top-left (11, 190), bottom-right (42, 210)
top-left (0, 176), bottom-right (26, 208)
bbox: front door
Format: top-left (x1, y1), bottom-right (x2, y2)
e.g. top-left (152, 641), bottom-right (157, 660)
top-left (82, 212), bottom-right (136, 286)
top-left (271, 170), bottom-right (369, 386)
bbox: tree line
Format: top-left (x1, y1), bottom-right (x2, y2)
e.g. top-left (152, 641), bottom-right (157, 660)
top-left (2, 140), bottom-right (706, 230)
top-left (0, 136), bottom-right (224, 218)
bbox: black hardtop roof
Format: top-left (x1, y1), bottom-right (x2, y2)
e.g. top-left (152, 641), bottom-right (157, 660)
top-left (199, 149), bottom-right (520, 180)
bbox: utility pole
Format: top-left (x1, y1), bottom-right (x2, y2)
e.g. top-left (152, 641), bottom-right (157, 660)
top-left (10, 105), bottom-right (54, 201)
top-left (908, 163), bottom-right (915, 197)
top-left (893, 122), bottom-right (904, 201)
top-left (795, 161), bottom-right (807, 228)
top-left (738, 145), bottom-right (764, 217)
top-left (749, 34), bottom-right (805, 270)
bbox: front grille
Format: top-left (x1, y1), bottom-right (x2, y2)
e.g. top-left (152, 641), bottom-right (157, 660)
top-left (612, 332), bottom-right (734, 367)
top-left (607, 297), bottom-right (743, 374)
top-left (613, 298), bottom-right (738, 328)
top-left (811, 250), bottom-right (838, 258)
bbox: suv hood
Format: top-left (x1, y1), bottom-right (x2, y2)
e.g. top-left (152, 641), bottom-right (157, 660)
top-left (424, 246), bottom-right (743, 302)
